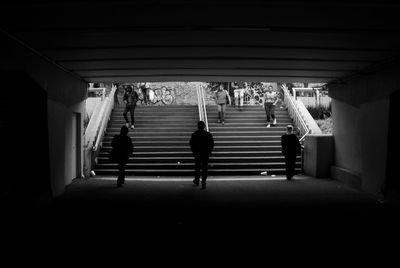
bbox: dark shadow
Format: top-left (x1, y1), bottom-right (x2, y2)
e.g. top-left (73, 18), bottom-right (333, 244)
top-left (385, 88), bottom-right (400, 202)
top-left (1, 72), bottom-right (51, 216)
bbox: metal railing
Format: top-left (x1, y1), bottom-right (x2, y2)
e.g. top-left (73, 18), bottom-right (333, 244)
top-left (196, 85), bottom-right (209, 131)
top-left (282, 84), bottom-right (310, 174)
top-left (92, 86), bottom-right (117, 152)
top-left (281, 84), bottom-right (310, 140)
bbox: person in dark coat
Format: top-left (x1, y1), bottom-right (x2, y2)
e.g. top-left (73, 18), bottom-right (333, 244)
top-left (111, 125), bottom-right (134, 187)
top-left (281, 125), bottom-right (301, 180)
top-left (123, 85), bottom-right (139, 129)
top-left (189, 121), bottom-right (214, 189)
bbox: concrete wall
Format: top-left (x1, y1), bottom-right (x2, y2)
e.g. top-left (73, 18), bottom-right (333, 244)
top-left (47, 100), bottom-right (85, 196)
top-left (1, 33), bottom-right (87, 198)
top-left (331, 99), bottom-right (362, 173)
top-left (360, 99), bottom-right (389, 195)
top-left (329, 60), bottom-right (400, 198)
top-left (304, 134), bottom-right (334, 178)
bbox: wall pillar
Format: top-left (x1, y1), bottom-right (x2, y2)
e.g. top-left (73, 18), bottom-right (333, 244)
top-left (328, 60), bottom-right (399, 198)
top-left (304, 134), bottom-right (334, 178)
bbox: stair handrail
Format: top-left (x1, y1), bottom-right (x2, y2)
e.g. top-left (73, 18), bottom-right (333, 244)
top-left (92, 85), bottom-right (117, 152)
top-left (200, 85), bottom-right (209, 132)
top-left (281, 83), bottom-right (311, 140)
top-left (197, 85), bottom-right (203, 122)
top-left (196, 85), bottom-right (209, 131)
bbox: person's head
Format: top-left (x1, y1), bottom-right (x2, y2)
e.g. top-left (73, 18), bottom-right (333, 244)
top-left (286, 125), bottom-right (293, 133)
top-left (218, 84), bottom-right (224, 91)
top-left (120, 125), bottom-right (129, 135)
top-left (197, 121), bottom-right (205, 130)
top-left (267, 85), bottom-right (274, 91)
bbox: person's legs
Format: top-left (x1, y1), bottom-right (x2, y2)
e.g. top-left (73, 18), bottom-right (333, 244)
top-left (239, 89), bottom-right (244, 110)
top-left (145, 88), bottom-right (150, 105)
top-left (117, 162), bottom-right (126, 186)
top-left (201, 158), bottom-right (209, 189)
top-left (221, 104), bottom-right (226, 124)
top-left (217, 104), bottom-right (222, 123)
top-left (234, 89), bottom-right (239, 108)
top-left (285, 154), bottom-right (296, 180)
top-left (141, 88), bottom-right (147, 105)
top-left (271, 105), bottom-right (277, 125)
top-left (265, 104), bottom-right (271, 126)
top-left (289, 154), bottom-right (297, 178)
top-left (129, 104), bottom-right (136, 127)
top-left (193, 157), bottom-right (200, 186)
top-left (123, 105), bottom-right (130, 126)
top-left (284, 155), bottom-right (291, 180)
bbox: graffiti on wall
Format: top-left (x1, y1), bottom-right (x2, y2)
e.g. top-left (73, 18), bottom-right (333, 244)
top-left (117, 83), bottom-right (176, 106)
top-left (149, 86), bottom-right (175, 105)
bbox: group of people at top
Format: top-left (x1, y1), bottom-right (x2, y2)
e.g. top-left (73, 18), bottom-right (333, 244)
top-left (215, 82), bottom-right (280, 127)
top-left (121, 81), bottom-right (281, 129)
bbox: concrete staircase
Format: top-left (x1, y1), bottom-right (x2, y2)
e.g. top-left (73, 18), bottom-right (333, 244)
top-left (95, 104), bottom-right (301, 176)
top-left (206, 105), bottom-right (301, 175)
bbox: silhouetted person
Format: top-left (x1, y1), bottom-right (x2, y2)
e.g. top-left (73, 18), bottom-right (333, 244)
top-left (189, 121), bottom-right (214, 189)
top-left (123, 85), bottom-right (139, 129)
top-left (281, 125), bottom-right (301, 180)
top-left (215, 84), bottom-right (231, 125)
top-left (111, 125), bottom-right (134, 187)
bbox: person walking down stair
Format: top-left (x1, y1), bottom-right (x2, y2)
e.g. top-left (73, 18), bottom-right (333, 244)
top-left (140, 82), bottom-right (151, 105)
top-left (123, 85), bottom-right (139, 129)
top-left (231, 81), bottom-right (246, 111)
top-left (215, 84), bottom-right (231, 125)
top-left (110, 125), bottom-right (134, 187)
top-left (263, 85), bottom-right (278, 127)
top-left (281, 125), bottom-right (301, 180)
top-left (189, 121), bottom-right (214, 189)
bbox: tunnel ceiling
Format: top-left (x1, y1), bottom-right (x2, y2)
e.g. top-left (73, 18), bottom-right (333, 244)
top-left (1, 0), bottom-right (400, 83)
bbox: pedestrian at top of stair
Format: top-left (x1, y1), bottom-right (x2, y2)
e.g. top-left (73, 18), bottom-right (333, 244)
top-left (123, 86), bottom-right (139, 105)
top-left (263, 85), bottom-right (278, 127)
top-left (215, 84), bottom-right (231, 125)
top-left (263, 85), bottom-right (278, 105)
top-left (123, 86), bottom-right (139, 129)
top-left (139, 82), bottom-right (151, 105)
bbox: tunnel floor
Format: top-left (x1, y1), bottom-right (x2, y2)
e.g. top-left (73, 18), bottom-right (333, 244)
top-left (3, 175), bottom-right (400, 259)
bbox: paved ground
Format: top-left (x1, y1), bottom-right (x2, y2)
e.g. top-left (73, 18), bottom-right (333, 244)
top-left (3, 175), bottom-right (400, 261)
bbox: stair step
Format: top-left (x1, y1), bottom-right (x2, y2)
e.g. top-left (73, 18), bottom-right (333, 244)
top-left (99, 151), bottom-right (286, 157)
top-left (96, 162), bottom-right (301, 169)
top-left (101, 142), bottom-right (282, 148)
top-left (102, 136), bottom-right (282, 143)
top-left (97, 156), bottom-right (300, 164)
top-left (94, 169), bottom-right (301, 176)
top-left (102, 131), bottom-right (285, 138)
top-left (105, 126), bottom-right (287, 130)
top-left (100, 145), bottom-right (283, 152)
